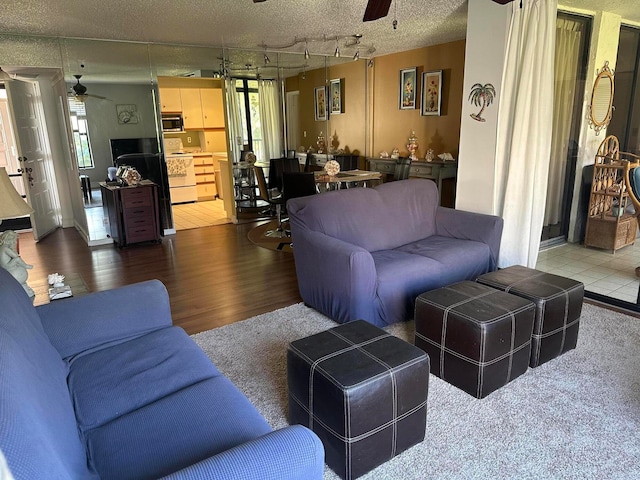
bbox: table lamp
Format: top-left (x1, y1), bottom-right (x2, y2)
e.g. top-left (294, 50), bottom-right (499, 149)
top-left (0, 167), bottom-right (35, 298)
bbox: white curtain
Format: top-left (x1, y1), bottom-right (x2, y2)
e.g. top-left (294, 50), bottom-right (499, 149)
top-left (258, 79), bottom-right (283, 163)
top-left (495, 0), bottom-right (557, 268)
top-left (544, 18), bottom-right (582, 226)
top-left (225, 77), bottom-right (243, 162)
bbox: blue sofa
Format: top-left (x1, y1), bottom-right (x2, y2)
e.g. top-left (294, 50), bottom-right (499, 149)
top-left (287, 179), bottom-right (503, 326)
top-left (0, 268), bottom-right (324, 480)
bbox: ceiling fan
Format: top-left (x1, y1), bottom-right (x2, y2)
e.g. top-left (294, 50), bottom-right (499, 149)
top-left (70, 75), bottom-right (107, 102)
top-left (363, 0), bottom-right (515, 22)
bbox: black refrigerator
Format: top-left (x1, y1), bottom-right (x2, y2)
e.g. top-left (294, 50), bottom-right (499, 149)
top-left (109, 138), bottom-right (172, 233)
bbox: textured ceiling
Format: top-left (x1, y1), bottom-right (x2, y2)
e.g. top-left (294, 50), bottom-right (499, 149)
top-left (0, 1), bottom-right (638, 83)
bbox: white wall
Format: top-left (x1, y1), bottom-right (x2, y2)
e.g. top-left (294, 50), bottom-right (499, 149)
top-left (79, 83), bottom-right (159, 184)
top-left (456, 0), bottom-right (510, 215)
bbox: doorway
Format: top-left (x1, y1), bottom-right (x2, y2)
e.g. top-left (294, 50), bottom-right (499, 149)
top-left (541, 13), bottom-right (591, 246)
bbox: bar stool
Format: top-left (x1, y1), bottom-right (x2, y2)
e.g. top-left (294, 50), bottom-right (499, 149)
top-left (79, 174), bottom-right (91, 202)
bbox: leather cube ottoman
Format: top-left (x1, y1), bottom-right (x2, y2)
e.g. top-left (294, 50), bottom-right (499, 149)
top-left (477, 265), bottom-right (584, 368)
top-left (287, 320), bottom-right (429, 480)
top-left (415, 281), bottom-right (535, 399)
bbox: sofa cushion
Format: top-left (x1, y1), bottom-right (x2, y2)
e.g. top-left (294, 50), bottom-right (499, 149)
top-left (289, 179), bottom-right (439, 252)
top-left (371, 237), bottom-right (493, 325)
top-left (85, 376), bottom-right (273, 480)
top-left (395, 235), bottom-right (492, 280)
top-left (69, 326), bottom-right (221, 431)
top-left (0, 269), bottom-right (96, 479)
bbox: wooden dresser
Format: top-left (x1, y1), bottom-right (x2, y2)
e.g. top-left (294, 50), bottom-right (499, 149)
top-left (100, 181), bottom-right (161, 247)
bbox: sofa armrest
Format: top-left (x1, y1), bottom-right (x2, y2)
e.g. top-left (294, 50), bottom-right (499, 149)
top-left (435, 207), bottom-right (504, 270)
top-left (291, 229), bottom-right (378, 324)
top-left (37, 280), bottom-right (173, 359)
top-left (159, 425), bottom-right (325, 480)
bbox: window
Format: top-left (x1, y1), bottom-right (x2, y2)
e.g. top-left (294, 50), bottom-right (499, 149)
top-left (235, 79), bottom-right (263, 160)
top-left (609, 25), bottom-right (640, 155)
top-left (67, 98), bottom-right (94, 169)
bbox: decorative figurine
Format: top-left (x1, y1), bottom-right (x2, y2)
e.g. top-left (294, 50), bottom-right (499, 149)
top-left (324, 159), bottom-right (340, 177)
top-left (317, 132), bottom-right (326, 154)
top-left (407, 131), bottom-right (418, 161)
top-left (391, 148), bottom-right (400, 159)
top-left (425, 148), bottom-right (435, 162)
top-left (0, 230), bottom-right (34, 299)
top-left (380, 151), bottom-right (389, 158)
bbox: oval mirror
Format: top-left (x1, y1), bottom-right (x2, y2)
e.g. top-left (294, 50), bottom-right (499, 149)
top-left (589, 61), bottom-right (614, 134)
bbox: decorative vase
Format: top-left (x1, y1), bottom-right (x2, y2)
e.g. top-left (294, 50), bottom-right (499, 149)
top-left (317, 132), bottom-right (326, 154)
top-left (407, 131), bottom-right (418, 161)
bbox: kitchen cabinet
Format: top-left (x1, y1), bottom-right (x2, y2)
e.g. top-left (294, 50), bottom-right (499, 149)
top-left (194, 154), bottom-right (218, 200)
top-left (204, 131), bottom-right (227, 152)
top-left (180, 88), bottom-right (204, 129)
top-left (100, 181), bottom-right (161, 248)
top-left (200, 88), bottom-right (225, 128)
top-left (159, 88), bottom-right (182, 112)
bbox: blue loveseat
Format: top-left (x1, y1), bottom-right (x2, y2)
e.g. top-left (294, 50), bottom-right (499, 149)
top-left (287, 179), bottom-right (503, 326)
top-left (0, 268), bottom-right (324, 479)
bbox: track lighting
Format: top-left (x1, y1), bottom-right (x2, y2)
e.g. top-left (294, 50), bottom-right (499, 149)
top-left (259, 35), bottom-right (375, 60)
top-left (264, 52), bottom-right (270, 65)
top-left (368, 58), bottom-right (374, 68)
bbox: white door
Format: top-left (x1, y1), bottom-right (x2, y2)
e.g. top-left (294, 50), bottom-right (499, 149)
top-left (6, 79), bottom-right (59, 240)
top-left (0, 99), bottom-right (23, 195)
top-left (286, 91), bottom-right (300, 152)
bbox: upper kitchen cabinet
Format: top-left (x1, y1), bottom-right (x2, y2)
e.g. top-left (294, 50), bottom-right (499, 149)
top-left (160, 88), bottom-right (182, 112)
top-left (201, 88), bottom-right (224, 128)
top-left (180, 88), bottom-right (205, 129)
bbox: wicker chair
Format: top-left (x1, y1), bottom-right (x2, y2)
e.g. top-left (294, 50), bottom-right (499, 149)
top-left (622, 149), bottom-right (640, 276)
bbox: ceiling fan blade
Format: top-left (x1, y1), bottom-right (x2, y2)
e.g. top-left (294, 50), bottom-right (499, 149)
top-left (491, 0), bottom-right (515, 4)
top-left (363, 0), bottom-right (392, 22)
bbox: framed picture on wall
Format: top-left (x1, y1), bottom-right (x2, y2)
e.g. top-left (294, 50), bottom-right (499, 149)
top-left (330, 78), bottom-right (343, 115)
top-left (421, 70), bottom-right (443, 116)
top-left (315, 86), bottom-right (328, 121)
top-left (399, 67), bottom-right (417, 110)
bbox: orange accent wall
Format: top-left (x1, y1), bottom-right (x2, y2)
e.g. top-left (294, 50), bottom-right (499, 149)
top-left (286, 39), bottom-right (465, 159)
top-left (372, 40), bottom-right (466, 159)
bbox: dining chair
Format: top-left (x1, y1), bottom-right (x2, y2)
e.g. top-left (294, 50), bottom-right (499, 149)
top-left (254, 165), bottom-right (287, 238)
top-left (333, 154), bottom-right (359, 171)
top-left (393, 157), bottom-right (412, 181)
top-left (282, 171), bottom-right (318, 206)
top-left (269, 157), bottom-right (301, 193)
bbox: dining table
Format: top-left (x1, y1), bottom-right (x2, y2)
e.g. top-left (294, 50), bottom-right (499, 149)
top-left (314, 169), bottom-right (382, 190)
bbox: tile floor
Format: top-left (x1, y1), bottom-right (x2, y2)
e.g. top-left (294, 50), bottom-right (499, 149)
top-left (172, 199), bottom-right (230, 230)
top-left (84, 189), bottom-right (230, 242)
top-left (536, 241), bottom-right (640, 304)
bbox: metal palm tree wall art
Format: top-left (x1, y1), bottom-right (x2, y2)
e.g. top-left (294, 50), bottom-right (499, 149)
top-left (469, 83), bottom-right (496, 122)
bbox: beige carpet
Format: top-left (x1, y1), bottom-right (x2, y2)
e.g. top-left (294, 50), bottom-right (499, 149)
top-left (247, 220), bottom-right (292, 253)
top-left (192, 302), bottom-right (640, 480)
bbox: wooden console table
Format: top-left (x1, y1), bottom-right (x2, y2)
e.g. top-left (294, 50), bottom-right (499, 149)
top-left (367, 158), bottom-right (457, 202)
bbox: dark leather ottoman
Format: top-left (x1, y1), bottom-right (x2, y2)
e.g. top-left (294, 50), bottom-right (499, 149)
top-left (287, 320), bottom-right (429, 480)
top-left (414, 281), bottom-right (535, 399)
top-left (477, 265), bottom-right (584, 368)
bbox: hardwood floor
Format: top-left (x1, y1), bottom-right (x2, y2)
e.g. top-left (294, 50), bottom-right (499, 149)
top-left (18, 223), bottom-right (301, 335)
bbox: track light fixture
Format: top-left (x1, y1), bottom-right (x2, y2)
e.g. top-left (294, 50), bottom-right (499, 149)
top-left (263, 50), bottom-right (270, 65)
top-left (260, 35), bottom-right (375, 60)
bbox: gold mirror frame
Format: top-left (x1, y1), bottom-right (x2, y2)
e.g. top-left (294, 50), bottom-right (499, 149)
top-left (589, 61), bottom-right (615, 135)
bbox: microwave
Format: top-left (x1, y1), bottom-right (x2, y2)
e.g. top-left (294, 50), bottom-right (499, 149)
top-left (162, 114), bottom-right (184, 132)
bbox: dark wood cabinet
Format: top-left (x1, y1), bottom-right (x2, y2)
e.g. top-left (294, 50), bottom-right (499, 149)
top-left (100, 181), bottom-right (161, 247)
